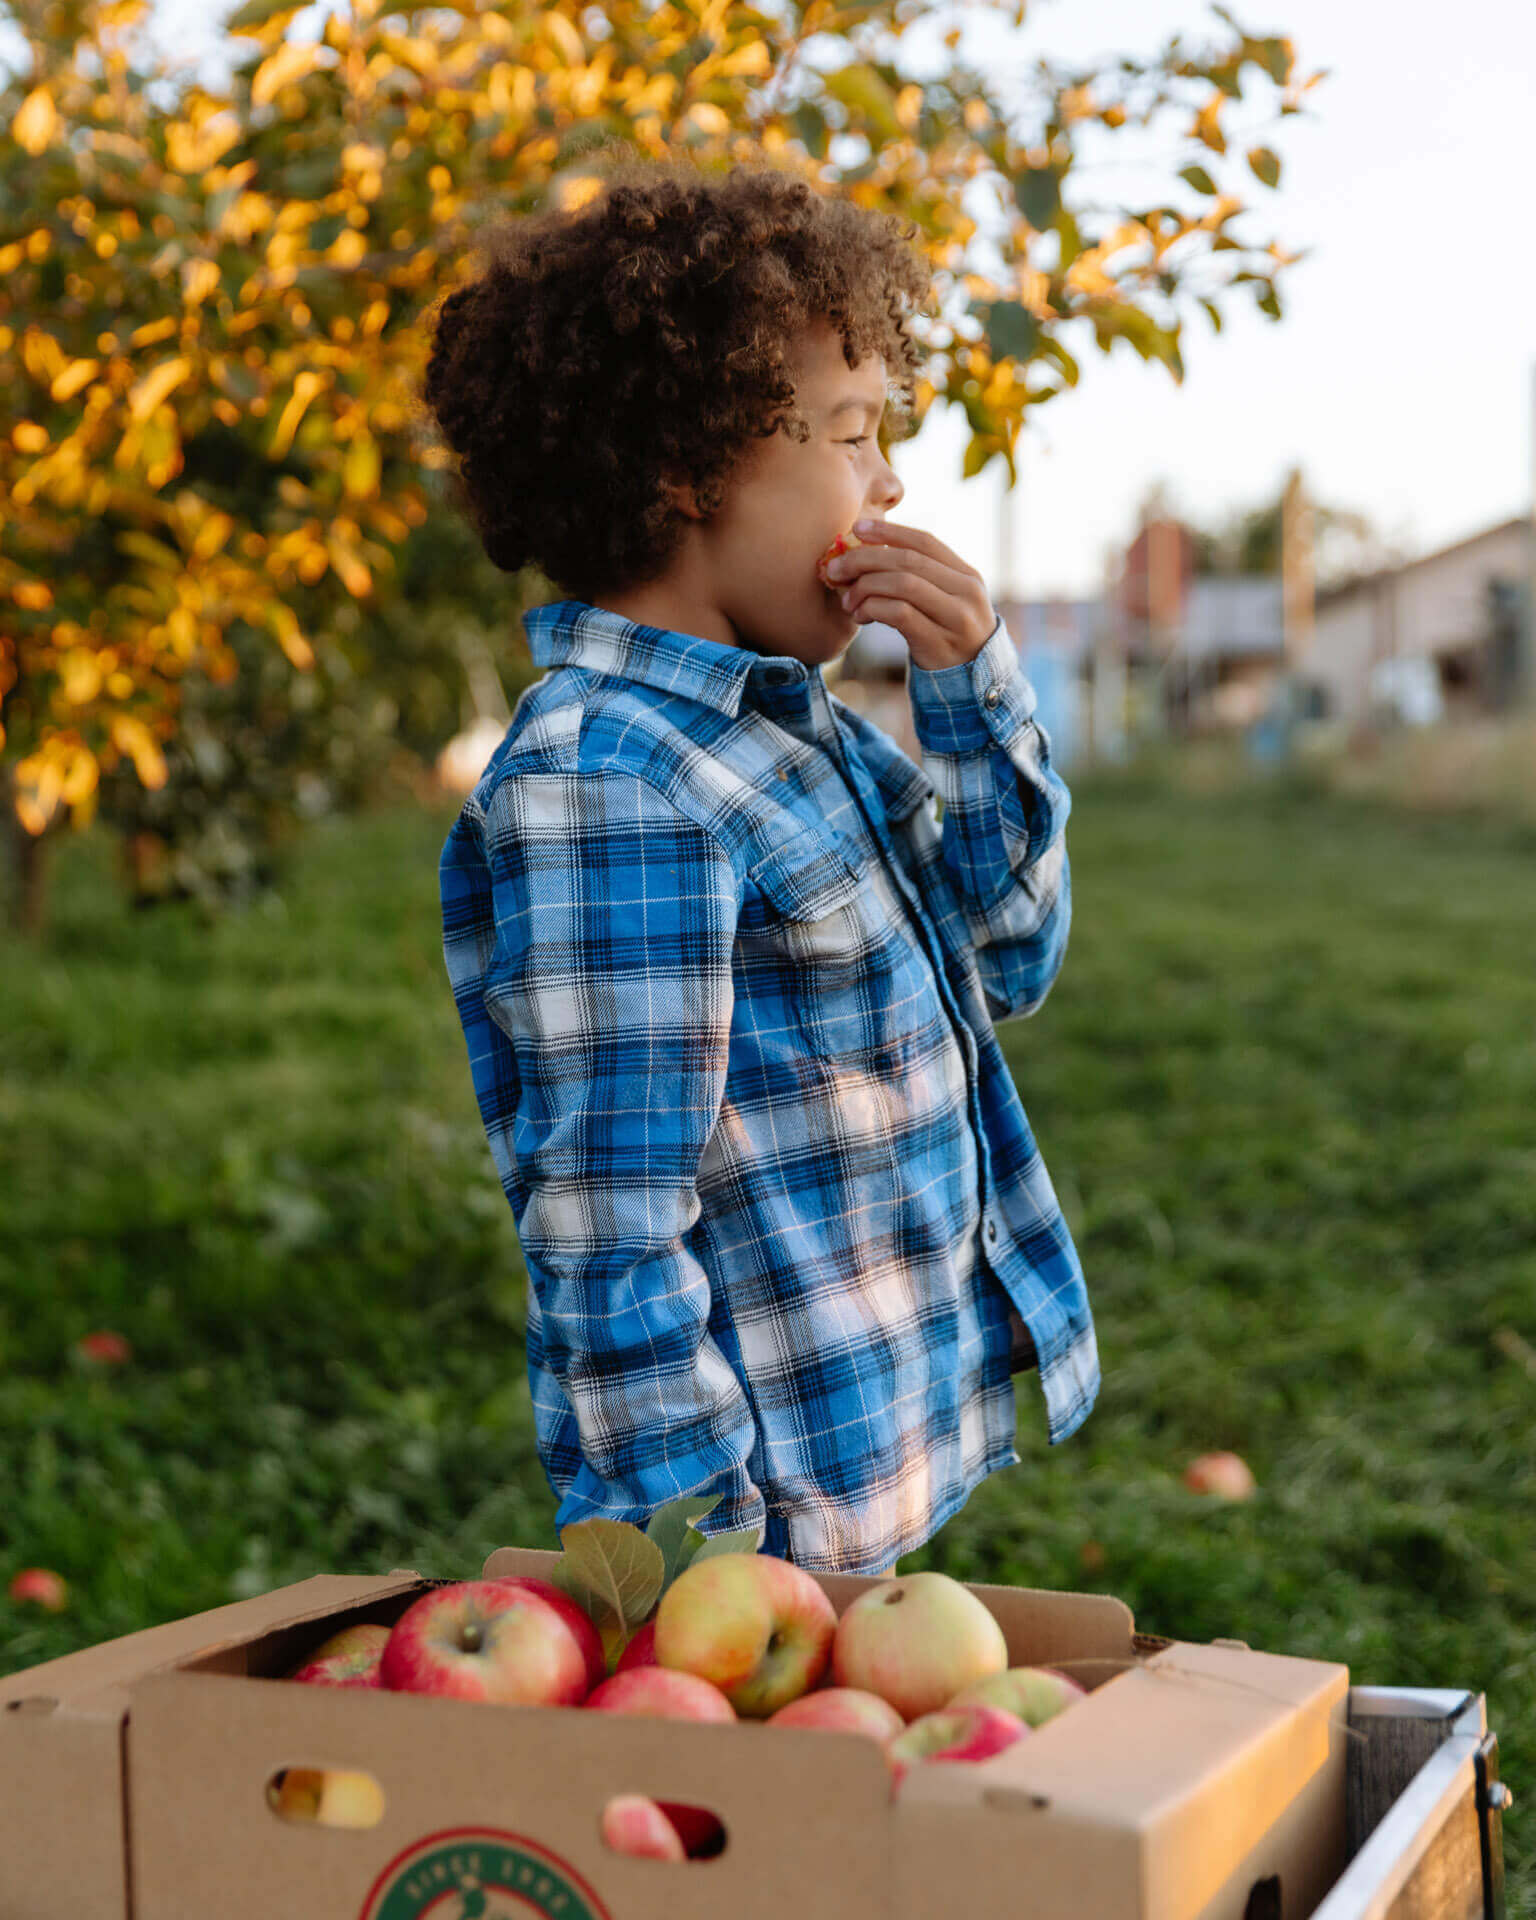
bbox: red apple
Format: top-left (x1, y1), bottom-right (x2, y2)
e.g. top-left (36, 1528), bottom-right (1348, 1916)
top-left (8, 1568), bottom-right (68, 1611)
top-left (831, 1572), bottom-right (1008, 1721)
top-left (380, 1579), bottom-right (598, 1706)
top-left (614, 1619), bottom-right (658, 1673)
top-left (766, 1686), bottom-right (905, 1746)
top-left (945, 1665), bottom-right (1086, 1727)
top-left (654, 1553), bottom-right (836, 1718)
top-left (600, 1794), bottom-right (687, 1863)
top-left (1183, 1451), bottom-right (1257, 1500)
top-left (286, 1621), bottom-right (391, 1688)
top-left (75, 1330), bottom-right (131, 1365)
top-left (885, 1703), bottom-right (1030, 1792)
top-left (583, 1665), bottom-right (736, 1722)
top-left (486, 1575), bottom-right (606, 1693)
top-left (584, 1668), bottom-right (733, 1858)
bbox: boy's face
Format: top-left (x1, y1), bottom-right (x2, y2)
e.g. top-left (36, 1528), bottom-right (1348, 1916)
top-left (593, 321), bottom-right (906, 670)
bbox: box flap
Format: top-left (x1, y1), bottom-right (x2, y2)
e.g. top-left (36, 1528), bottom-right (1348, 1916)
top-left (0, 1572), bottom-right (426, 1723)
top-left (898, 1637), bottom-right (1348, 1822)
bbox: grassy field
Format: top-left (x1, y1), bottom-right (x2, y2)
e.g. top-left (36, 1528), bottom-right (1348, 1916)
top-left (3, 766), bottom-right (1533, 1910)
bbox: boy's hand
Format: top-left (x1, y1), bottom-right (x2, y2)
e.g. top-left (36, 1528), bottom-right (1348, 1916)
top-left (826, 519), bottom-right (999, 671)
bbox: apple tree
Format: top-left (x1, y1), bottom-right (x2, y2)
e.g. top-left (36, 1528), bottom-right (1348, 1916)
top-left (0, 0), bottom-right (1319, 927)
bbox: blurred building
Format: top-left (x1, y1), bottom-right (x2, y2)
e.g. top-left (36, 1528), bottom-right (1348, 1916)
top-left (1306, 516), bottom-right (1530, 729)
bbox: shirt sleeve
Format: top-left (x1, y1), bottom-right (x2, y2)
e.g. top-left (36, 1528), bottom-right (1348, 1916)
top-left (906, 616), bottom-right (1072, 1023)
top-left (477, 767), bottom-right (768, 1542)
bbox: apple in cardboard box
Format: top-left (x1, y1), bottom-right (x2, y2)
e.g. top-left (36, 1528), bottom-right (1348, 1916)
top-left (614, 1619), bottom-right (658, 1673)
top-left (832, 1571), bottom-right (1009, 1721)
top-left (945, 1664), bottom-right (1087, 1728)
top-left (380, 1578), bottom-right (603, 1707)
top-left (653, 1552), bottom-right (836, 1718)
top-left (285, 1621), bottom-right (391, 1688)
top-left (766, 1685), bottom-right (905, 1749)
top-left (268, 1766), bottom-right (385, 1828)
top-left (600, 1794), bottom-right (688, 1863)
top-left (885, 1702), bottom-right (1030, 1793)
top-left (584, 1666), bottom-right (734, 1858)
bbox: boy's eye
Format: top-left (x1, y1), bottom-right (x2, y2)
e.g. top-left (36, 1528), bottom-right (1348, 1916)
top-left (840, 436), bottom-right (869, 447)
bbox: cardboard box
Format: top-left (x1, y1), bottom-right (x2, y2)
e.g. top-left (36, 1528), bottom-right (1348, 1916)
top-left (0, 1547), bottom-right (1350, 1920)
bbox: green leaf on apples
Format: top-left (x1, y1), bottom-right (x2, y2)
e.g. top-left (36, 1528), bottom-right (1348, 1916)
top-left (551, 1519), bottom-right (666, 1649)
top-left (687, 1524), bottom-right (765, 1565)
top-left (646, 1492), bottom-right (725, 1590)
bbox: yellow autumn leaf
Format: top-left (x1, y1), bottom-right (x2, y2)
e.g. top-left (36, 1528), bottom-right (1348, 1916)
top-left (51, 358), bottom-right (100, 403)
top-left (12, 86), bottom-right (58, 156)
top-left (540, 10), bottom-right (586, 66)
top-left (343, 432), bottom-right (381, 498)
top-left (110, 715), bottom-right (168, 788)
top-left (252, 41), bottom-right (322, 110)
top-left (129, 356), bottom-right (193, 423)
top-left (59, 650), bottom-right (103, 706)
top-left (268, 602), bottom-right (315, 670)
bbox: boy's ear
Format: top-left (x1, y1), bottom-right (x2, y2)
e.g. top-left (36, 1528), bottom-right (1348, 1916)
top-left (663, 470), bottom-right (705, 520)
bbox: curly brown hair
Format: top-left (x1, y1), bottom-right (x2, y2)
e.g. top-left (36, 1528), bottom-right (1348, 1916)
top-left (416, 153), bottom-right (935, 602)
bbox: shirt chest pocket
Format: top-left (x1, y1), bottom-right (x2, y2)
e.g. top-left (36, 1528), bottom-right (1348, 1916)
top-left (736, 828), bottom-right (935, 1059)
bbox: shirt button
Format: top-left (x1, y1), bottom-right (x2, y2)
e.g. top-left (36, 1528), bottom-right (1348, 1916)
top-left (986, 1218), bottom-right (998, 1243)
top-left (984, 686), bottom-right (1001, 709)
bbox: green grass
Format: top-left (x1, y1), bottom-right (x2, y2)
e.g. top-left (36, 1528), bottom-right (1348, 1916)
top-left (4, 770), bottom-right (1534, 1911)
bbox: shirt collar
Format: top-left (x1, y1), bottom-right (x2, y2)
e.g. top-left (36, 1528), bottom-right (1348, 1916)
top-left (523, 599), bottom-right (818, 720)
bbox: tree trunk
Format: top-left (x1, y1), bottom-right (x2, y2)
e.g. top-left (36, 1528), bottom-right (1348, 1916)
top-left (6, 811), bottom-right (51, 936)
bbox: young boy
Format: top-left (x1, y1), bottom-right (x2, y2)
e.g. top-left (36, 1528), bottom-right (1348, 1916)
top-left (425, 156), bottom-right (1099, 1578)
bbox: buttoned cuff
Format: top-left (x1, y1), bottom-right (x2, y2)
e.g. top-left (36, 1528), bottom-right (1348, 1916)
top-left (908, 615), bottom-right (1039, 755)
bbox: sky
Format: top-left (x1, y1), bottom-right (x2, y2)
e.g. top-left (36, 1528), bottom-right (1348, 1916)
top-left (20, 0), bottom-right (1536, 600)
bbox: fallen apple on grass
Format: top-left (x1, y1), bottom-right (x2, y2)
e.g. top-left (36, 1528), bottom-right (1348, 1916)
top-left (653, 1550), bottom-right (837, 1718)
top-left (285, 1622), bottom-right (391, 1688)
top-left (885, 1702), bottom-right (1030, 1793)
top-left (832, 1571), bottom-right (1009, 1721)
top-left (7, 1568), bottom-right (68, 1612)
top-left (380, 1578), bottom-right (604, 1707)
top-left (1183, 1451), bottom-right (1257, 1500)
top-left (945, 1665), bottom-right (1087, 1728)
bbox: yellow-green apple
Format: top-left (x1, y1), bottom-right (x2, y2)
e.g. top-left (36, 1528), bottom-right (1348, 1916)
top-left (653, 1553), bottom-right (837, 1718)
top-left (600, 1794), bottom-right (687, 1863)
top-left (269, 1767), bottom-right (385, 1828)
top-left (614, 1619), bottom-right (658, 1673)
top-left (945, 1665), bottom-right (1086, 1727)
top-left (7, 1568), bottom-right (68, 1611)
top-left (487, 1575), bottom-right (606, 1693)
top-left (584, 1668), bottom-right (733, 1856)
top-left (885, 1703), bottom-right (1030, 1792)
top-left (285, 1622), bottom-right (391, 1689)
top-left (831, 1572), bottom-right (1008, 1721)
top-left (1183, 1451), bottom-right (1257, 1499)
top-left (766, 1686), bottom-right (905, 1750)
top-left (380, 1579), bottom-right (600, 1706)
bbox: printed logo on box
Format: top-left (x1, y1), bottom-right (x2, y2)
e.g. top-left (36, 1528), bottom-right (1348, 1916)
top-left (358, 1827), bottom-right (614, 1920)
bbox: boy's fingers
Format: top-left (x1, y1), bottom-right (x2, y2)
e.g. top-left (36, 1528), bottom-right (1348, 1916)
top-left (856, 521), bottom-right (980, 578)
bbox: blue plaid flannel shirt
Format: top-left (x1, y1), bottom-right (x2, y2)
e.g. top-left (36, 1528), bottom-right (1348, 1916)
top-left (440, 598), bottom-right (1099, 1575)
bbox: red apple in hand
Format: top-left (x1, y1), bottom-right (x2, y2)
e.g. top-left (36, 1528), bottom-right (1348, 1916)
top-left (380, 1579), bottom-right (601, 1706)
top-left (286, 1622), bottom-right (391, 1688)
top-left (886, 1703), bottom-right (1030, 1792)
top-left (654, 1553), bottom-right (836, 1718)
top-left (832, 1572), bottom-right (1008, 1721)
top-left (945, 1665), bottom-right (1086, 1727)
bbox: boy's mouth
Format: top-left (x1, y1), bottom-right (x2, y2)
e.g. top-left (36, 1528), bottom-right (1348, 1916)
top-left (816, 530), bottom-right (865, 592)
